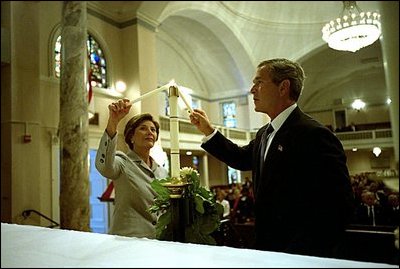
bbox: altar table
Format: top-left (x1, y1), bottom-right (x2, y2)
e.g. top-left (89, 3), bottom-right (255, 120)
top-left (1, 223), bottom-right (397, 268)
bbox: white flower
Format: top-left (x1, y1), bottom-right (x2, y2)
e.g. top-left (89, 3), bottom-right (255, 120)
top-left (180, 167), bottom-right (199, 182)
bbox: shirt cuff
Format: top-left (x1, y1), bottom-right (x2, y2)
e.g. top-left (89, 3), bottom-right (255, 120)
top-left (201, 129), bottom-right (218, 143)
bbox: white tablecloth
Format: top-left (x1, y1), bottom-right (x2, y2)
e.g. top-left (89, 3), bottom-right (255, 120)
top-left (1, 223), bottom-right (397, 268)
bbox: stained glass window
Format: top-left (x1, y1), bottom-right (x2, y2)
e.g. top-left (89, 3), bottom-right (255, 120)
top-left (54, 34), bottom-right (108, 88)
top-left (54, 36), bottom-right (62, 77)
top-left (222, 101), bottom-right (237, 128)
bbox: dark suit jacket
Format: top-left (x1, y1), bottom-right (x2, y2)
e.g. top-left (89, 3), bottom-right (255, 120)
top-left (354, 204), bottom-right (385, 226)
top-left (202, 107), bottom-right (355, 258)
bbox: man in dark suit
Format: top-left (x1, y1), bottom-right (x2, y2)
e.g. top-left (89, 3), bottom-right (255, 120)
top-left (189, 58), bottom-right (355, 258)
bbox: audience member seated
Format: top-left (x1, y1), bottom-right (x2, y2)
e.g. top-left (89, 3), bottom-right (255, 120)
top-left (216, 189), bottom-right (231, 219)
top-left (384, 193), bottom-right (399, 227)
top-left (226, 185), bottom-right (240, 210)
top-left (368, 181), bottom-right (389, 208)
top-left (232, 187), bottom-right (254, 224)
top-left (353, 190), bottom-right (385, 226)
top-left (242, 177), bottom-right (255, 203)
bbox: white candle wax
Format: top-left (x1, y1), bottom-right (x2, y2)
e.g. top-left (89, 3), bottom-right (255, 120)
top-left (168, 89), bottom-right (180, 178)
top-left (129, 84), bottom-right (168, 105)
top-left (178, 88), bottom-right (194, 113)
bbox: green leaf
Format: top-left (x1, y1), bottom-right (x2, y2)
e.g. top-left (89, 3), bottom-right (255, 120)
top-left (194, 195), bottom-right (205, 214)
top-left (155, 210), bottom-right (172, 239)
top-left (151, 179), bottom-right (171, 200)
top-left (149, 168), bottom-right (222, 245)
top-left (198, 186), bottom-right (213, 200)
top-left (185, 225), bottom-right (217, 245)
top-left (199, 213), bottom-right (220, 234)
top-left (200, 234), bottom-right (217, 245)
top-left (148, 204), bottom-right (159, 212)
top-left (191, 171), bottom-right (200, 190)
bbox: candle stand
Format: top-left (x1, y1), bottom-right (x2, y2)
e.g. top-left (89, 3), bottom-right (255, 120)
top-left (131, 80), bottom-right (195, 243)
top-left (162, 182), bottom-right (193, 242)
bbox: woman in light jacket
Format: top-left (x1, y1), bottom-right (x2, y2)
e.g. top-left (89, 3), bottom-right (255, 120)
top-left (96, 98), bottom-right (168, 238)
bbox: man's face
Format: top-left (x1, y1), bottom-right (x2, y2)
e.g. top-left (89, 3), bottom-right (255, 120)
top-left (250, 66), bottom-right (280, 115)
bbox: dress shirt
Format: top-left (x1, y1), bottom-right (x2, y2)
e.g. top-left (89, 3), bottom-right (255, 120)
top-left (262, 103), bottom-right (297, 160)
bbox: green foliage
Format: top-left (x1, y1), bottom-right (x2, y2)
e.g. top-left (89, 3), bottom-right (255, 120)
top-left (149, 167), bottom-right (223, 245)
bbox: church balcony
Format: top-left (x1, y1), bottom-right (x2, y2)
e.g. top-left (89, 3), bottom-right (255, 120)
top-left (158, 116), bottom-right (394, 152)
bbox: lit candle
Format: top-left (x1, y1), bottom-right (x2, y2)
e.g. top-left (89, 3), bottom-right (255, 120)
top-left (178, 88), bottom-right (194, 113)
top-left (168, 85), bottom-right (181, 178)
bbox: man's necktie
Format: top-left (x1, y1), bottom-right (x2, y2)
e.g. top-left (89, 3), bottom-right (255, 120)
top-left (259, 124), bottom-right (274, 174)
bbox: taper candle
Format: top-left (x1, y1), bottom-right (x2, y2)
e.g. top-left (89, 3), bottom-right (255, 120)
top-left (168, 85), bottom-right (181, 178)
top-left (178, 88), bottom-right (194, 113)
top-left (129, 83), bottom-right (169, 105)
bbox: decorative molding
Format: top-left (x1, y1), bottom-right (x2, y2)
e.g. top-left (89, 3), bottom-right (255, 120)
top-left (87, 7), bottom-right (120, 28)
top-left (136, 11), bottom-right (160, 31)
top-left (87, 6), bottom-right (158, 31)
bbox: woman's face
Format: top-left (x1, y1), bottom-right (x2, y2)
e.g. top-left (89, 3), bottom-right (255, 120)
top-left (131, 120), bottom-right (157, 150)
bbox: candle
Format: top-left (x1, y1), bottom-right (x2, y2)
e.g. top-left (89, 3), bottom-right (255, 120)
top-left (168, 87), bottom-right (181, 178)
top-left (178, 88), bottom-right (194, 113)
top-left (129, 83), bottom-right (169, 105)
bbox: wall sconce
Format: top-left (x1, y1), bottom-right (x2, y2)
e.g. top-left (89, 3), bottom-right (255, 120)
top-left (115, 81), bottom-right (127, 93)
top-left (23, 122), bottom-right (32, 143)
top-left (351, 99), bottom-right (365, 111)
top-left (372, 146), bottom-right (381, 157)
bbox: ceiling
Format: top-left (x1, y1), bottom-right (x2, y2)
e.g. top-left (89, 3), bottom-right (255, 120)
top-left (87, 1), bottom-right (387, 113)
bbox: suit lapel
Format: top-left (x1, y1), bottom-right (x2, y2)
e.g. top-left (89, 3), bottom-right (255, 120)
top-left (255, 107), bottom-right (304, 198)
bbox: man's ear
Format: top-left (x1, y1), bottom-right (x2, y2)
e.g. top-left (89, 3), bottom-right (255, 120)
top-left (278, 79), bottom-right (290, 96)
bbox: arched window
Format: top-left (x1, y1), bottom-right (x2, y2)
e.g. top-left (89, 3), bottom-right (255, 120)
top-left (54, 34), bottom-right (108, 88)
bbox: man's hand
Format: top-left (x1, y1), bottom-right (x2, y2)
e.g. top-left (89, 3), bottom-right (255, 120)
top-left (189, 109), bottom-right (215, 136)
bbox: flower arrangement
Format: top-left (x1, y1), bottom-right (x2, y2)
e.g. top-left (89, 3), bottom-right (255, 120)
top-left (149, 167), bottom-right (224, 245)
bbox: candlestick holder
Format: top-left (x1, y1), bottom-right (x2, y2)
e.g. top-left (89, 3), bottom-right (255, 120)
top-left (161, 181), bottom-right (191, 198)
top-left (168, 85), bottom-right (179, 97)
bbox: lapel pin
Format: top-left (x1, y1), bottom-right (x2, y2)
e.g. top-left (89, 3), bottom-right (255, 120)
top-left (278, 145), bottom-right (283, 152)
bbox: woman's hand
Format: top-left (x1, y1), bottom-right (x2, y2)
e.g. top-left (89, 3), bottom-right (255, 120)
top-left (106, 99), bottom-right (132, 138)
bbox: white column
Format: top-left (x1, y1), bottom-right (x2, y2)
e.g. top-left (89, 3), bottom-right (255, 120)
top-left (169, 86), bottom-right (180, 178)
top-left (380, 1), bottom-right (399, 167)
top-left (201, 154), bottom-right (210, 188)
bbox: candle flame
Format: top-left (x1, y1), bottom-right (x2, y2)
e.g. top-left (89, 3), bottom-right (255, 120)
top-left (168, 79), bottom-right (177, 88)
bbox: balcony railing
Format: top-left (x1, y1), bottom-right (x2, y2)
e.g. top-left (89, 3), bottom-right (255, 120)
top-left (159, 116), bottom-right (393, 150)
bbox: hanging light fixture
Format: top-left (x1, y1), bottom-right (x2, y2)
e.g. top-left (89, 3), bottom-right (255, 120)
top-left (322, 1), bottom-right (381, 52)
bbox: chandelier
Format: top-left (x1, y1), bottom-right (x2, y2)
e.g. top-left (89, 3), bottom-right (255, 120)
top-left (322, 1), bottom-right (381, 52)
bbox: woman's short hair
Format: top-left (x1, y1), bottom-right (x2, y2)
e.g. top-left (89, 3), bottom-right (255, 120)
top-left (123, 113), bottom-right (160, 150)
